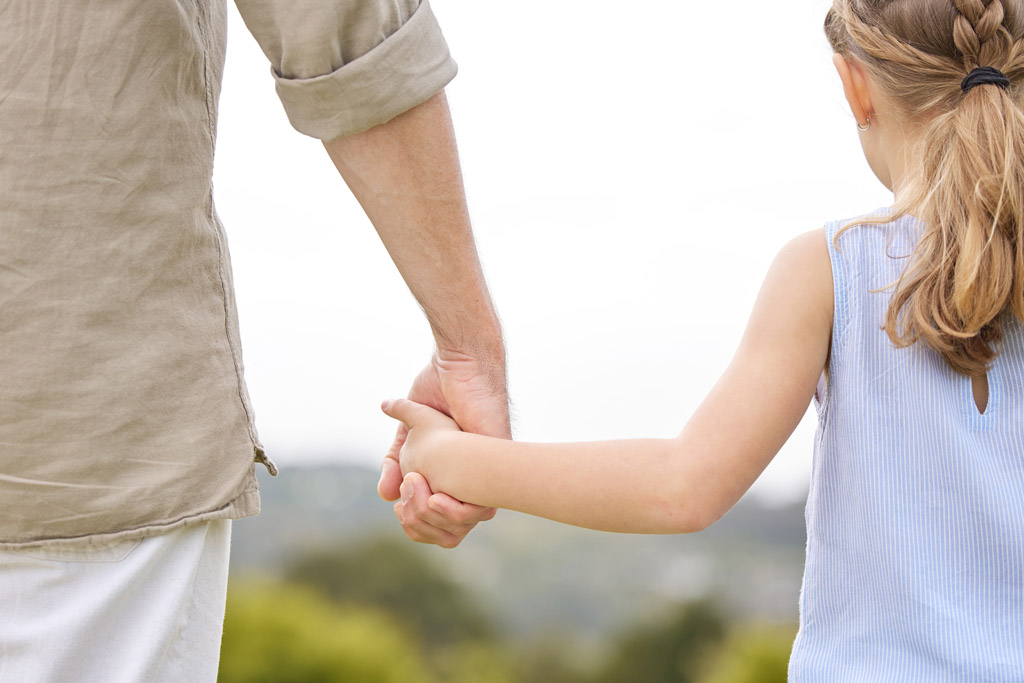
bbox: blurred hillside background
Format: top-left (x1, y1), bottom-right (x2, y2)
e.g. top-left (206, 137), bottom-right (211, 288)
top-left (211, 0), bottom-right (894, 679)
top-left (220, 465), bottom-right (804, 682)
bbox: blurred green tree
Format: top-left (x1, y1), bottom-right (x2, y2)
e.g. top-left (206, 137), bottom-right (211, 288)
top-left (219, 580), bottom-right (433, 683)
top-left (695, 623), bottom-right (796, 683)
top-left (590, 600), bottom-right (727, 683)
top-left (432, 641), bottom-right (523, 683)
top-left (284, 537), bottom-right (494, 648)
top-left (515, 636), bottom-right (591, 683)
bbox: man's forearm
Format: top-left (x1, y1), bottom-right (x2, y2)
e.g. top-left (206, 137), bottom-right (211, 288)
top-left (322, 91), bottom-right (503, 361)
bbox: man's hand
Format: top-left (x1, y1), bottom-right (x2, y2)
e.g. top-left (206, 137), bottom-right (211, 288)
top-left (322, 91), bottom-right (507, 547)
top-left (379, 348), bottom-right (509, 548)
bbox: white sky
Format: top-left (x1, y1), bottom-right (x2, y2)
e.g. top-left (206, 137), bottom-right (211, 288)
top-left (212, 0), bottom-right (892, 506)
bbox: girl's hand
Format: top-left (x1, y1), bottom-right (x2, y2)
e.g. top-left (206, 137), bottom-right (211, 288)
top-left (381, 398), bottom-right (462, 479)
top-left (382, 398), bottom-right (490, 548)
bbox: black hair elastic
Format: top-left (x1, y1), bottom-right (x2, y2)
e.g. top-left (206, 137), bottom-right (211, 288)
top-left (961, 66), bottom-right (1011, 93)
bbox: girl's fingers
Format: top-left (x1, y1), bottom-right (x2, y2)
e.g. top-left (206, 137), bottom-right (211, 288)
top-left (381, 397), bottom-right (432, 427)
top-left (381, 397), bottom-right (459, 432)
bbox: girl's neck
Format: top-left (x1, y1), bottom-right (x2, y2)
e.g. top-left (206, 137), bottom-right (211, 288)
top-left (875, 111), bottom-right (921, 212)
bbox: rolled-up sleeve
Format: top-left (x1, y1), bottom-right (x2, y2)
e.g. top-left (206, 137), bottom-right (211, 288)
top-left (233, 0), bottom-right (457, 140)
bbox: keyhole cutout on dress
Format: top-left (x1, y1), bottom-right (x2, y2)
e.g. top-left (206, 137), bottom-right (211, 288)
top-left (971, 373), bottom-right (990, 415)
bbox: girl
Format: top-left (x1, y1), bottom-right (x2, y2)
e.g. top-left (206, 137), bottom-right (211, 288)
top-left (384, 0), bottom-right (1024, 677)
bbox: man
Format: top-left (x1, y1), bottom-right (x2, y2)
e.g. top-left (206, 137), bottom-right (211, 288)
top-left (0, 0), bottom-right (504, 680)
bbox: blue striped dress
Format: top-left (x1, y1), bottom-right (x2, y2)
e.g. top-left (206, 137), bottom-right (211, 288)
top-left (788, 212), bottom-right (1024, 681)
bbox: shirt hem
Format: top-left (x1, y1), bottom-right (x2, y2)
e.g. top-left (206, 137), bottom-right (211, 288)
top-left (0, 487), bottom-right (261, 551)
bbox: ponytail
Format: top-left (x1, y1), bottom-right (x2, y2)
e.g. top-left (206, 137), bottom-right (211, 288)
top-left (889, 77), bottom-right (1024, 375)
top-left (828, 0), bottom-right (1024, 376)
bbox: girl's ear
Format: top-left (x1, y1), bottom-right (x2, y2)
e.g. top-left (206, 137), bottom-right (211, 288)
top-left (833, 53), bottom-right (874, 127)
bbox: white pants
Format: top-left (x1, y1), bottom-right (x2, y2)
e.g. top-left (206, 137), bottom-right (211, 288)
top-left (0, 520), bottom-right (231, 683)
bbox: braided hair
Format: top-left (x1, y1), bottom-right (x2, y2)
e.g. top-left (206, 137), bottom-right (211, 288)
top-left (827, 0), bottom-right (1024, 376)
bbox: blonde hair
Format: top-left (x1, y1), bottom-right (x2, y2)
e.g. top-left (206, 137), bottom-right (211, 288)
top-left (827, 0), bottom-right (1024, 376)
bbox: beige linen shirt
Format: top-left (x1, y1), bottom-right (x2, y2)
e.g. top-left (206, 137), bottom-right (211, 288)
top-left (0, 0), bottom-right (456, 547)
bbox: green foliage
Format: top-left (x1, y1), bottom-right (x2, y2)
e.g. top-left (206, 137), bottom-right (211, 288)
top-left (591, 600), bottom-right (727, 683)
top-left (221, 533), bottom-right (792, 683)
top-left (515, 636), bottom-right (592, 683)
top-left (432, 641), bottom-right (523, 683)
top-left (285, 537), bottom-right (493, 648)
top-left (219, 580), bottom-right (432, 683)
top-left (695, 623), bottom-right (796, 683)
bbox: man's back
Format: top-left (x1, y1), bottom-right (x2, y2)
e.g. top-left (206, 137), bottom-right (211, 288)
top-left (0, 0), bottom-right (265, 547)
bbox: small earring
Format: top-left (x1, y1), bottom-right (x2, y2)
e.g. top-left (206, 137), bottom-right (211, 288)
top-left (857, 116), bottom-right (871, 131)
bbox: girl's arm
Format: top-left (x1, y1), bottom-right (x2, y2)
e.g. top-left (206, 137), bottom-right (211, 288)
top-left (384, 229), bottom-right (834, 534)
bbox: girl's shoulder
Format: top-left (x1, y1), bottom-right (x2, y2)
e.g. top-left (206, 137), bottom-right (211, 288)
top-left (772, 207), bottom-right (910, 282)
top-left (778, 226), bottom-right (830, 264)
top-left (772, 227), bottom-right (832, 296)
top-left (763, 227), bottom-right (834, 336)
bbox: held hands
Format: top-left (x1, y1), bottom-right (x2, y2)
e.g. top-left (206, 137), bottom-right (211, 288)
top-left (381, 397), bottom-right (459, 478)
top-left (378, 349), bottom-right (508, 548)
